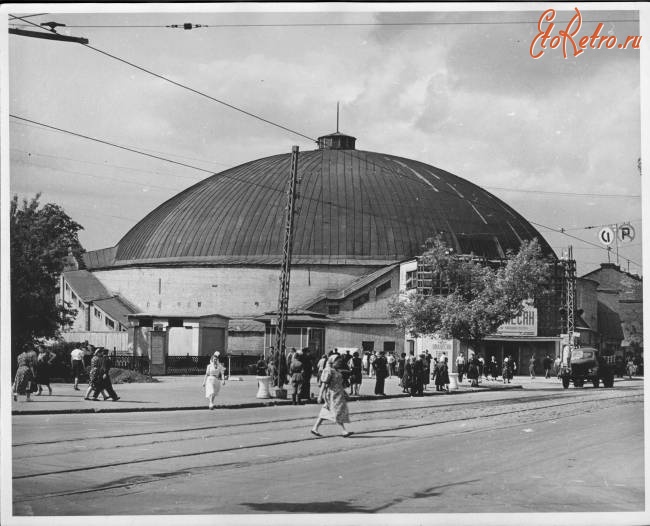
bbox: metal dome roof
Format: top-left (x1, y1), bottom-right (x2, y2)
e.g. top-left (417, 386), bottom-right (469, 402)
top-left (98, 135), bottom-right (555, 269)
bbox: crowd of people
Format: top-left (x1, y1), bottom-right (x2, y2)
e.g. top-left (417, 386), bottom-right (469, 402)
top-left (12, 341), bottom-right (120, 402)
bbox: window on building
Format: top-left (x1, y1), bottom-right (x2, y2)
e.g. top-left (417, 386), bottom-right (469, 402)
top-left (94, 308), bottom-right (101, 319)
top-left (328, 304), bottom-right (340, 315)
top-left (405, 270), bottom-right (416, 290)
top-left (362, 341), bottom-right (374, 353)
top-left (105, 318), bottom-right (115, 329)
top-left (376, 280), bottom-right (392, 295)
top-left (78, 299), bottom-right (84, 308)
top-left (384, 341), bottom-right (396, 352)
top-left (352, 292), bottom-right (369, 309)
top-left (71, 291), bottom-right (77, 301)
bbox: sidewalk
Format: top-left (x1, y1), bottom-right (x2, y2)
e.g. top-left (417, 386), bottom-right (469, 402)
top-left (11, 373), bottom-right (541, 415)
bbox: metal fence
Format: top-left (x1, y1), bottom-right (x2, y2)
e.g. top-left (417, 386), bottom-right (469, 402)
top-left (111, 353), bottom-right (150, 375)
top-left (166, 355), bottom-right (212, 375)
top-left (165, 354), bottom-right (260, 375)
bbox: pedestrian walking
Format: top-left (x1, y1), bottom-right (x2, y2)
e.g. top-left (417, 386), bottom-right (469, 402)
top-left (300, 348), bottom-right (313, 401)
top-left (403, 355), bottom-right (415, 394)
top-left (387, 353), bottom-right (396, 378)
top-left (423, 351), bottom-right (432, 391)
top-left (373, 350), bottom-right (388, 395)
top-left (489, 356), bottom-right (499, 381)
top-left (84, 348), bottom-right (106, 400)
top-left (627, 357), bottom-right (636, 378)
top-left (543, 354), bottom-right (553, 379)
top-left (289, 349), bottom-right (304, 405)
top-left (316, 353), bottom-right (327, 382)
top-left (467, 356), bottom-right (480, 387)
top-left (529, 354), bottom-right (537, 379)
top-left (202, 352), bottom-right (226, 409)
top-left (70, 342), bottom-right (87, 391)
top-left (350, 351), bottom-right (363, 396)
top-left (369, 352), bottom-right (376, 378)
top-left (310, 355), bottom-right (353, 438)
top-left (411, 354), bottom-right (425, 396)
top-left (286, 347), bottom-right (296, 372)
top-left (12, 347), bottom-right (36, 402)
top-left (434, 356), bottom-right (450, 392)
top-left (456, 352), bottom-right (466, 383)
top-left (91, 348), bottom-right (120, 401)
top-left (502, 357), bottom-right (511, 384)
top-left (362, 352), bottom-right (369, 376)
top-left (35, 345), bottom-right (56, 396)
top-left (397, 352), bottom-right (406, 383)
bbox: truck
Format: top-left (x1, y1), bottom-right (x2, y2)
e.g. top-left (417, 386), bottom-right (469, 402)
top-left (559, 346), bottom-right (615, 389)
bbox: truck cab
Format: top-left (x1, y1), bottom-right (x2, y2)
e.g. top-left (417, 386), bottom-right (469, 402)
top-left (560, 346), bottom-right (614, 389)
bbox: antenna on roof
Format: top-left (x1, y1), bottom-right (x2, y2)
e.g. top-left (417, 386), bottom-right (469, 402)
top-left (336, 102), bottom-right (339, 133)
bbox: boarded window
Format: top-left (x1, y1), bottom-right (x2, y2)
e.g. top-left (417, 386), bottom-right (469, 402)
top-left (376, 280), bottom-right (392, 295)
top-left (105, 318), bottom-right (115, 329)
top-left (384, 341), bottom-right (396, 352)
top-left (328, 304), bottom-right (340, 315)
top-left (352, 293), bottom-right (369, 309)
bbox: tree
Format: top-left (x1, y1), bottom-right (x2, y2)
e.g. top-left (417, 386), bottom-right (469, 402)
top-left (10, 194), bottom-right (85, 356)
top-left (389, 238), bottom-right (552, 347)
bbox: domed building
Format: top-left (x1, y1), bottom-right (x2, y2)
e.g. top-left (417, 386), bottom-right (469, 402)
top-left (65, 132), bottom-right (560, 367)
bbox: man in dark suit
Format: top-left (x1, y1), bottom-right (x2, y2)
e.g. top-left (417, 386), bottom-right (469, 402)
top-left (373, 351), bottom-right (388, 395)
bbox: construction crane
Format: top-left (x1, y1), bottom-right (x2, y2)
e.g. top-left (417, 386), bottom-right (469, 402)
top-left (272, 146), bottom-right (300, 396)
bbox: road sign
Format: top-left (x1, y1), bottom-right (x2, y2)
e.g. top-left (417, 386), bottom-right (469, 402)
top-left (618, 224), bottom-right (635, 242)
top-left (598, 227), bottom-right (614, 246)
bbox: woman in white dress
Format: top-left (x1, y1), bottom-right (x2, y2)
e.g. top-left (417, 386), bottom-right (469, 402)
top-left (202, 353), bottom-right (226, 409)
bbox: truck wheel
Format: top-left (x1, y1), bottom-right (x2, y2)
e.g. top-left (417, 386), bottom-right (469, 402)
top-left (562, 376), bottom-right (570, 389)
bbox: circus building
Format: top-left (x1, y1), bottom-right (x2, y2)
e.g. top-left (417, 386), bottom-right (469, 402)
top-left (62, 132), bottom-right (559, 367)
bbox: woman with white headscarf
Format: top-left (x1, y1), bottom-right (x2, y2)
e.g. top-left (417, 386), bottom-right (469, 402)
top-left (310, 355), bottom-right (352, 437)
top-left (202, 352), bottom-right (226, 409)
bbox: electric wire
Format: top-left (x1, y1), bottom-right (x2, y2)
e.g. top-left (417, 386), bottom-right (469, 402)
top-left (8, 18), bottom-right (641, 28)
top-left (81, 44), bottom-right (317, 144)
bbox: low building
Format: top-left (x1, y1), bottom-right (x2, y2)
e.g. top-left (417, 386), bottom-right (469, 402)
top-left (58, 269), bottom-right (138, 350)
top-left (580, 263), bottom-right (643, 359)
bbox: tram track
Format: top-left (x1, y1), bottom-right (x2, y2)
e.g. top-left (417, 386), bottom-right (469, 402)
top-left (13, 391), bottom-right (641, 482)
top-left (12, 387), bottom-right (634, 448)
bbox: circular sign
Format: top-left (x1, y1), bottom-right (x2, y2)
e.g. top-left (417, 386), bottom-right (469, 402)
top-left (618, 224), bottom-right (635, 243)
top-left (598, 227), bottom-right (615, 246)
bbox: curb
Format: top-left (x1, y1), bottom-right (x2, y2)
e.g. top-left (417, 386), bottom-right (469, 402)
top-left (11, 384), bottom-right (523, 416)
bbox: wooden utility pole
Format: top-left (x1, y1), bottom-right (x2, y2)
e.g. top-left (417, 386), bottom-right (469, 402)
top-left (273, 146), bottom-right (300, 396)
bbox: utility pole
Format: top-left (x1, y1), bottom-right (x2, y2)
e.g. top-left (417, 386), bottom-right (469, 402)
top-left (565, 245), bottom-right (576, 346)
top-left (273, 146), bottom-right (300, 397)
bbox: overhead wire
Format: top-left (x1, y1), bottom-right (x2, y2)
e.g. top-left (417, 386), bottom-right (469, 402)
top-left (81, 44), bottom-right (317, 144)
top-left (9, 14), bottom-right (641, 271)
top-left (8, 17), bottom-right (641, 28)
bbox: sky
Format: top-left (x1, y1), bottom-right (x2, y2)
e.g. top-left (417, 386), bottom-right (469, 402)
top-left (3, 4), bottom-right (646, 277)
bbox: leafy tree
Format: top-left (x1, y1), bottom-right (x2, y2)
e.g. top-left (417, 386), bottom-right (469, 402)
top-left (389, 238), bottom-right (551, 347)
top-left (10, 194), bottom-right (85, 356)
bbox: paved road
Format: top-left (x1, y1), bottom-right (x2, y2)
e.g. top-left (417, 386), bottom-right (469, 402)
top-left (11, 382), bottom-right (645, 521)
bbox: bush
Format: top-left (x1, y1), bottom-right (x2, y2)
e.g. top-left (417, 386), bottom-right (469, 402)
top-left (109, 368), bottom-right (158, 384)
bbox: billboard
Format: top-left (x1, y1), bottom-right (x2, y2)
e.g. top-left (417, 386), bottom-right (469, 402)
top-left (495, 307), bottom-right (538, 337)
